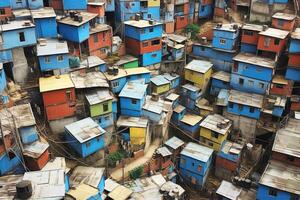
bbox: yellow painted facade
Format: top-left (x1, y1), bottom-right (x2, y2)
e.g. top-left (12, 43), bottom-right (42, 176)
top-left (199, 109), bottom-right (213, 117)
top-left (199, 137), bottom-right (222, 151)
top-left (130, 127), bottom-right (146, 145)
top-left (153, 84), bottom-right (170, 94)
top-left (185, 68), bottom-right (212, 90)
top-left (148, 0), bottom-right (160, 7)
top-left (200, 127), bottom-right (228, 145)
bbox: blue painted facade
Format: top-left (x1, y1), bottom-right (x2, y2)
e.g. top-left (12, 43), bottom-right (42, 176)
top-left (171, 106), bottom-right (186, 124)
top-left (272, 106), bottom-right (284, 117)
top-left (105, 0), bottom-right (115, 12)
top-left (115, 0), bottom-right (140, 22)
top-left (139, 50), bottom-right (162, 66)
top-left (143, 7), bottom-right (160, 21)
top-left (63, 0), bottom-right (87, 10)
top-left (0, 152), bottom-right (21, 176)
top-left (179, 119), bottom-right (201, 134)
top-left (9, 0), bottom-right (43, 9)
top-left (10, 0), bottom-right (27, 9)
top-left (212, 29), bottom-right (239, 50)
top-left (94, 113), bottom-right (114, 129)
top-left (289, 38), bottom-right (300, 53)
top-left (210, 78), bottom-right (230, 96)
top-left (257, 185), bottom-right (296, 200)
top-left (181, 84), bottom-right (202, 100)
top-left (27, 0), bottom-right (44, 9)
top-left (126, 73), bottom-right (151, 84)
top-left (142, 109), bottom-right (161, 122)
top-left (241, 43), bottom-right (257, 54)
top-left (0, 50), bottom-right (13, 63)
top-left (0, 69), bottom-right (7, 95)
top-left (124, 22), bottom-right (163, 41)
top-left (227, 101), bottom-right (261, 119)
top-left (199, 4), bottom-right (213, 18)
top-left (58, 22), bottom-right (90, 43)
top-left (19, 126), bottom-right (39, 145)
top-left (0, 0), bottom-right (10, 7)
top-left (34, 18), bottom-right (57, 39)
top-left (189, 2), bottom-right (195, 20)
top-left (285, 67), bottom-right (300, 81)
top-left (217, 141), bottom-right (241, 163)
top-left (109, 77), bottom-right (127, 94)
top-left (38, 54), bottom-right (69, 72)
top-left (163, 74), bottom-right (180, 89)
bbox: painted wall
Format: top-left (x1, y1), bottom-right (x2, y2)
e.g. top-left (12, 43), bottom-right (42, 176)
top-left (257, 35), bottom-right (287, 54)
top-left (184, 68), bottom-right (212, 89)
top-left (38, 54), bottom-right (69, 72)
top-left (289, 39), bottom-right (300, 53)
top-left (143, 6), bottom-right (160, 20)
top-left (0, 69), bottom-right (7, 94)
top-left (89, 100), bottom-right (113, 117)
top-left (272, 18), bottom-right (295, 31)
top-left (125, 37), bottom-right (162, 55)
top-left (63, 0), bottom-right (87, 10)
top-left (227, 102), bottom-right (261, 119)
top-left (139, 49), bottom-right (162, 66)
top-left (153, 83), bottom-right (170, 94)
top-left (109, 77), bottom-right (127, 93)
top-left (58, 22), bottom-right (90, 43)
top-left (257, 185), bottom-right (294, 200)
top-left (240, 43), bottom-right (257, 54)
top-left (230, 74), bottom-right (269, 94)
top-left (94, 113), bottom-right (114, 128)
top-left (19, 126), bottom-right (39, 144)
top-left (288, 54), bottom-right (300, 67)
top-left (34, 18), bottom-right (57, 39)
top-left (0, 0), bottom-right (10, 7)
top-left (210, 79), bottom-right (230, 95)
top-left (27, 0), bottom-right (44, 9)
top-left (285, 67), bottom-right (300, 81)
top-left (0, 50), bottom-right (13, 63)
top-left (0, 153), bottom-right (21, 176)
top-left (2, 27), bottom-right (37, 50)
top-left (241, 30), bottom-right (260, 45)
top-left (200, 127), bottom-right (228, 146)
top-left (125, 24), bottom-right (163, 41)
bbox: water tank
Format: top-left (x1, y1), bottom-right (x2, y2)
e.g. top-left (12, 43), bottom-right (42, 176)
top-left (16, 181), bottom-right (32, 199)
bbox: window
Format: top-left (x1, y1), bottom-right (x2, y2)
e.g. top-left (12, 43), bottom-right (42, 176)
top-left (197, 165), bottom-right (202, 172)
top-left (103, 103), bottom-right (109, 112)
top-left (239, 78), bottom-right (244, 85)
top-left (149, 27), bottom-right (154, 32)
top-left (238, 105), bottom-right (243, 111)
top-left (142, 42), bottom-right (148, 47)
top-left (278, 19), bottom-right (284, 27)
top-left (244, 30), bottom-right (253, 36)
top-left (140, 29), bottom-right (145, 34)
top-left (233, 63), bottom-right (238, 72)
top-left (57, 55), bottom-right (64, 62)
top-left (264, 37), bottom-right (271, 47)
top-left (132, 99), bottom-right (137, 104)
top-left (229, 102), bottom-right (233, 108)
top-left (274, 38), bottom-right (280, 45)
top-left (0, 9), bottom-right (5, 15)
top-left (151, 39), bottom-right (160, 45)
top-left (276, 84), bottom-right (284, 89)
top-left (86, 142), bottom-right (91, 148)
top-left (45, 56), bottom-right (50, 63)
top-left (201, 5), bottom-right (205, 12)
top-left (268, 188), bottom-right (277, 197)
top-left (248, 80), bottom-right (254, 87)
top-left (181, 158), bottom-right (186, 164)
top-left (100, 48), bottom-right (107, 53)
top-left (259, 82), bottom-right (264, 89)
top-left (112, 81), bottom-right (119, 88)
top-left (16, 0), bottom-right (22, 3)
top-left (208, 142), bottom-right (213, 147)
top-left (94, 34), bottom-right (98, 43)
top-left (66, 90), bottom-right (71, 100)
top-left (220, 39), bottom-right (226, 44)
top-left (287, 155), bottom-right (295, 162)
top-left (151, 54), bottom-right (157, 58)
top-left (19, 32), bottom-right (25, 42)
top-left (212, 132), bottom-right (218, 139)
top-left (147, 14), bottom-right (151, 18)
top-left (97, 137), bottom-right (100, 142)
top-left (192, 162), bottom-right (194, 166)
top-left (104, 115), bottom-right (110, 121)
top-left (249, 107), bottom-right (255, 113)
top-left (290, 194), bottom-right (299, 200)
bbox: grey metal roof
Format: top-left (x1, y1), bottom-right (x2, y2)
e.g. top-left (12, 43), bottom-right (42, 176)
top-left (272, 12), bottom-right (296, 20)
top-left (160, 181), bottom-right (185, 197)
top-left (242, 24), bottom-right (263, 32)
top-left (228, 90), bottom-right (263, 108)
top-left (31, 7), bottom-right (56, 19)
top-left (9, 103), bottom-right (36, 128)
top-left (180, 142), bottom-right (213, 163)
top-left (216, 180), bottom-right (242, 200)
top-left (105, 179), bottom-right (120, 192)
top-left (65, 117), bottom-right (106, 143)
top-left (164, 136), bottom-right (184, 150)
top-left (151, 75), bottom-right (170, 86)
top-left (23, 140), bottom-right (49, 158)
top-left (117, 115), bottom-right (148, 128)
top-left (85, 89), bottom-right (113, 105)
top-left (185, 59), bottom-right (213, 73)
top-left (119, 82), bottom-right (147, 100)
top-left (259, 160), bottom-right (300, 195)
top-left (213, 23), bottom-right (241, 32)
top-left (90, 23), bottom-right (112, 34)
top-left (142, 95), bottom-right (164, 115)
top-left (81, 56), bottom-right (106, 68)
top-left (115, 55), bottom-right (138, 66)
top-left (182, 83), bottom-right (201, 92)
top-left (124, 20), bottom-right (162, 28)
top-left (0, 20), bottom-right (35, 32)
top-left (212, 71), bottom-right (230, 82)
top-left (259, 27), bottom-right (289, 39)
top-left (12, 9), bottom-right (31, 18)
top-left (22, 169), bottom-right (65, 199)
top-left (233, 52), bottom-right (275, 69)
top-left (162, 73), bottom-right (180, 82)
top-left (69, 166), bottom-right (105, 189)
top-left (220, 141), bottom-right (243, 155)
top-left (200, 114), bottom-right (232, 135)
top-left (70, 71), bottom-right (109, 89)
top-left (167, 33), bottom-right (187, 43)
top-left (156, 146), bottom-right (172, 157)
top-left (42, 157), bottom-right (70, 174)
top-left (165, 93), bottom-right (179, 101)
top-left (37, 39), bottom-right (69, 56)
top-left (58, 12), bottom-right (97, 26)
top-left (173, 104), bottom-right (186, 113)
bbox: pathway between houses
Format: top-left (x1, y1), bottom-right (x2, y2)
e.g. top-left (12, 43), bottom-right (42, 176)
top-left (110, 138), bottom-right (161, 181)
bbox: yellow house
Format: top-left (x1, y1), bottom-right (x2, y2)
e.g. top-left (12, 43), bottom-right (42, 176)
top-left (150, 75), bottom-right (170, 94)
top-left (196, 98), bottom-right (214, 117)
top-left (199, 114), bottom-right (232, 151)
top-left (184, 59), bottom-right (213, 90)
top-left (117, 115), bottom-right (149, 146)
top-left (148, 0), bottom-right (160, 7)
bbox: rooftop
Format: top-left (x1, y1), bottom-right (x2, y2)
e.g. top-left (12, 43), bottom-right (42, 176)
top-left (67, 184), bottom-right (99, 200)
top-left (185, 59), bottom-right (213, 73)
top-left (104, 68), bottom-right (127, 80)
top-left (151, 75), bottom-right (170, 86)
top-left (125, 67), bottom-right (150, 76)
top-left (31, 7), bottom-right (56, 19)
top-left (119, 82), bottom-right (147, 100)
top-left (272, 12), bottom-right (296, 21)
top-left (216, 180), bottom-right (256, 200)
top-left (173, 104), bottom-right (186, 113)
top-left (180, 113), bottom-right (202, 126)
top-left (242, 24), bottom-right (263, 32)
top-left (115, 55), bottom-right (138, 66)
top-left (182, 83), bottom-right (201, 92)
top-left (200, 114), bottom-right (232, 135)
top-left (165, 93), bottom-right (180, 101)
top-left (228, 90), bottom-right (264, 108)
top-left (117, 115), bottom-right (148, 128)
top-left (23, 140), bottom-right (49, 158)
top-left (81, 56), bottom-right (106, 68)
top-left (90, 23), bottom-right (111, 34)
top-left (291, 28), bottom-right (300, 40)
top-left (220, 141), bottom-right (243, 155)
top-left (37, 39), bottom-right (69, 56)
top-left (233, 52), bottom-right (275, 69)
top-left (214, 23), bottom-right (240, 32)
top-left (0, 20), bottom-right (35, 32)
top-left (39, 74), bottom-right (74, 92)
top-left (69, 166), bottom-right (105, 188)
top-left (124, 19), bottom-right (162, 28)
top-left (167, 33), bottom-right (187, 43)
top-left (156, 146), bottom-right (172, 157)
top-left (162, 73), bottom-right (180, 81)
top-left (71, 71), bottom-right (109, 89)
top-left (108, 185), bottom-right (133, 200)
top-left (143, 95), bottom-right (164, 115)
top-left (212, 71), bottom-right (231, 82)
top-left (272, 75), bottom-right (289, 85)
top-left (259, 27), bottom-right (289, 39)
top-left (180, 142), bottom-right (213, 163)
top-left (58, 12), bottom-right (97, 26)
top-left (164, 136), bottom-right (185, 150)
top-left (65, 117), bottom-right (106, 143)
top-left (259, 160), bottom-right (300, 195)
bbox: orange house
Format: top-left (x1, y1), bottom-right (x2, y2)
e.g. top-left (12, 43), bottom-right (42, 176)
top-left (270, 75), bottom-right (293, 97)
top-left (24, 140), bottom-right (50, 171)
top-left (288, 54), bottom-right (300, 67)
top-left (0, 7), bottom-right (12, 20)
top-left (88, 24), bottom-right (112, 59)
top-left (257, 28), bottom-right (289, 55)
top-left (175, 15), bottom-right (189, 30)
top-left (241, 24), bottom-right (263, 45)
top-left (49, 0), bottom-right (63, 10)
top-left (272, 13), bottom-right (296, 31)
top-left (39, 74), bottom-right (76, 121)
top-left (87, 2), bottom-right (105, 17)
top-left (125, 37), bottom-right (162, 55)
top-left (164, 21), bottom-right (175, 33)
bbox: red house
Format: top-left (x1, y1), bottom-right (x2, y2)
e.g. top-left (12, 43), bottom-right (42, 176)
top-left (257, 27), bottom-right (289, 58)
top-left (270, 75), bottom-right (293, 97)
top-left (174, 2), bottom-right (189, 30)
top-left (39, 74), bottom-right (76, 121)
top-left (0, 7), bottom-right (12, 20)
top-left (125, 37), bottom-right (162, 56)
top-left (87, 2), bottom-right (106, 24)
top-left (241, 24), bottom-right (263, 45)
top-left (49, 0), bottom-right (63, 11)
top-left (291, 95), bottom-right (300, 111)
top-left (88, 24), bottom-right (112, 59)
top-left (272, 13), bottom-right (296, 31)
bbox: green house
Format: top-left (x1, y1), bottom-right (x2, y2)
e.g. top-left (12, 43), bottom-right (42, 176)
top-left (115, 55), bottom-right (139, 69)
top-left (85, 89), bottom-right (114, 117)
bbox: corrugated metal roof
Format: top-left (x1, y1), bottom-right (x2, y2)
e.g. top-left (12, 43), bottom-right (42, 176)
top-left (233, 53), bottom-right (275, 69)
top-left (182, 83), bottom-right (201, 92)
top-left (115, 55), bottom-right (138, 66)
top-left (87, 2), bottom-right (105, 6)
top-left (37, 39), bottom-right (69, 56)
top-left (259, 27), bottom-right (289, 39)
top-left (216, 180), bottom-right (242, 200)
top-left (272, 12), bottom-right (296, 20)
top-left (220, 141), bottom-right (243, 155)
top-left (0, 20), bottom-right (35, 32)
top-left (104, 69), bottom-right (127, 80)
top-left (125, 67), bottom-right (150, 76)
top-left (105, 179), bottom-right (120, 192)
top-left (173, 104), bottom-right (185, 113)
top-left (31, 7), bottom-right (56, 19)
top-left (167, 33), bottom-right (187, 43)
top-left (0, 175), bottom-right (23, 199)
top-left (151, 75), bottom-right (170, 86)
top-left (180, 113), bottom-right (202, 126)
top-left (39, 74), bottom-right (74, 92)
top-left (90, 23), bottom-right (111, 34)
top-left (117, 116), bottom-right (148, 128)
top-left (85, 89), bottom-right (113, 105)
top-left (42, 157), bottom-right (70, 174)
top-left (69, 166), bottom-right (105, 188)
top-left (291, 28), bottom-right (300, 40)
top-left (108, 185), bottom-right (133, 200)
top-left (259, 160), bottom-right (300, 195)
top-left (165, 93), bottom-right (179, 101)
top-left (119, 82), bottom-right (147, 100)
top-left (156, 146), bottom-right (172, 157)
top-left (143, 95), bottom-right (164, 114)
top-left (9, 103), bottom-right (36, 128)
top-left (162, 73), bottom-right (180, 81)
top-left (65, 117), bottom-right (105, 143)
top-left (23, 169), bottom-right (65, 199)
top-left (58, 12), bottom-right (97, 26)
top-left (71, 71), bottom-right (109, 89)
top-left (180, 142), bottom-right (213, 162)
top-left (241, 24), bottom-right (263, 32)
top-left (67, 183), bottom-right (99, 199)
top-left (160, 181), bottom-right (185, 197)
top-left (12, 9), bottom-right (31, 18)
top-left (23, 140), bottom-right (49, 158)
top-left (200, 114), bottom-right (232, 135)
top-left (213, 23), bottom-right (241, 32)
top-left (81, 56), bottom-right (105, 68)
top-left (165, 136), bottom-right (185, 150)
top-left (196, 98), bottom-right (213, 111)
top-left (212, 71), bottom-right (230, 82)
top-left (272, 75), bottom-right (288, 84)
top-left (124, 20), bottom-right (162, 28)
top-left (228, 90), bottom-right (263, 108)
top-left (185, 59), bottom-right (213, 73)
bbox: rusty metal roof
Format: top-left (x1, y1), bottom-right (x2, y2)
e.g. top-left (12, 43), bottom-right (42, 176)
top-left (233, 52), bottom-right (275, 69)
top-left (71, 71), bottom-right (109, 89)
top-left (165, 136), bottom-right (185, 150)
top-left (228, 90), bottom-right (263, 108)
top-left (69, 166), bottom-right (105, 189)
top-left (180, 142), bottom-right (213, 162)
top-left (259, 27), bottom-right (289, 39)
top-left (200, 114), bottom-right (232, 135)
top-left (117, 115), bottom-right (148, 128)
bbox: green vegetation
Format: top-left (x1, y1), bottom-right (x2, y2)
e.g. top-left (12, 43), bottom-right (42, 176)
top-left (129, 165), bottom-right (144, 180)
top-left (185, 24), bottom-right (200, 40)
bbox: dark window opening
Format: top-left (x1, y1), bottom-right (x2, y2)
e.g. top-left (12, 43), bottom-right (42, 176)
top-left (269, 189), bottom-right (277, 197)
top-left (151, 39), bottom-right (160, 45)
top-left (274, 38), bottom-right (280, 45)
top-left (19, 32), bottom-right (25, 42)
top-left (239, 78), bottom-right (244, 85)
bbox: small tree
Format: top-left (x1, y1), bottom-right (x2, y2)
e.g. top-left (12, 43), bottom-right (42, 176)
top-left (129, 166), bottom-right (144, 180)
top-left (185, 24), bottom-right (200, 40)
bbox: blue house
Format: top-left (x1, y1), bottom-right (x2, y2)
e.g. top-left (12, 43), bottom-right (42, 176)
top-left (0, 152), bottom-right (22, 176)
top-left (179, 113), bottom-right (203, 135)
top-left (180, 84), bottom-right (202, 110)
top-left (0, 20), bottom-right (36, 50)
top-left (144, 6), bottom-right (160, 20)
top-left (124, 20), bottom-right (163, 41)
top-left (199, 2), bottom-right (213, 18)
top-left (162, 73), bottom-right (180, 89)
top-left (104, 68), bottom-right (128, 94)
top-left (210, 71), bottom-right (230, 96)
top-left (286, 28), bottom-right (300, 81)
top-left (10, 0), bottom-right (43, 9)
top-left (262, 95), bottom-right (287, 117)
top-left (37, 39), bottom-right (69, 73)
top-left (0, 0), bottom-right (10, 7)
top-left (80, 56), bottom-right (106, 72)
top-left (31, 8), bottom-right (57, 39)
top-left (142, 95), bottom-right (165, 122)
top-left (63, 0), bottom-right (87, 10)
top-left (65, 117), bottom-right (106, 158)
top-left (0, 64), bottom-right (7, 96)
top-left (180, 142), bottom-right (213, 189)
top-left (0, 50), bottom-right (13, 63)
top-left (119, 82), bottom-right (148, 117)
top-left (105, 0), bottom-right (115, 12)
top-left (257, 160), bottom-right (300, 200)
top-left (115, 0), bottom-right (140, 22)
top-left (58, 12), bottom-right (97, 43)
top-left (227, 90), bottom-right (264, 120)
top-left (125, 67), bottom-right (151, 84)
top-left (212, 23), bottom-right (240, 51)
top-left (171, 104), bottom-right (186, 124)
top-left (165, 93), bottom-right (180, 109)
top-left (231, 53), bottom-right (275, 94)
top-left (240, 24), bottom-right (263, 54)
